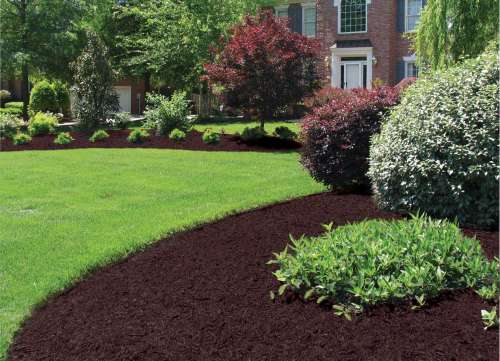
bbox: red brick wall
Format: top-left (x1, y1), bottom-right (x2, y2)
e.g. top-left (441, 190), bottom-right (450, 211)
top-left (115, 78), bottom-right (146, 114)
top-left (315, 0), bottom-right (411, 86)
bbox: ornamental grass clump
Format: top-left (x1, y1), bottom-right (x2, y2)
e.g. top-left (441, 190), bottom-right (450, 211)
top-left (269, 214), bottom-right (499, 319)
top-left (127, 128), bottom-right (150, 144)
top-left (89, 130), bottom-right (109, 143)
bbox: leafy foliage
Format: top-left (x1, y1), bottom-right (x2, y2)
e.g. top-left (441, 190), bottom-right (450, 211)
top-left (301, 87), bottom-right (400, 189)
top-left (274, 126), bottom-right (297, 141)
top-left (202, 129), bottom-right (220, 144)
top-left (54, 132), bottom-right (74, 145)
top-left (28, 112), bottom-right (58, 136)
top-left (127, 128), bottom-right (150, 144)
top-left (304, 87), bottom-right (347, 109)
top-left (29, 81), bottom-right (59, 115)
top-left (269, 215), bottom-right (499, 319)
top-left (72, 31), bottom-right (119, 132)
top-left (0, 114), bottom-right (24, 139)
top-left (169, 128), bottom-right (187, 141)
top-left (414, 0), bottom-right (498, 69)
top-left (204, 11), bottom-right (320, 129)
top-left (0, 108), bottom-right (22, 116)
top-left (107, 112), bottom-right (131, 130)
top-left (481, 307), bottom-right (499, 330)
top-left (369, 47), bottom-right (499, 228)
top-left (5, 102), bottom-right (23, 109)
top-left (12, 133), bottom-right (32, 145)
top-left (240, 126), bottom-right (266, 142)
top-left (144, 91), bottom-right (191, 136)
top-left (89, 130), bottom-right (109, 143)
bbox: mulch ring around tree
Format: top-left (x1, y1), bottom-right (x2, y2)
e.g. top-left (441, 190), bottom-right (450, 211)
top-left (0, 130), bottom-right (302, 152)
top-left (8, 193), bottom-right (499, 361)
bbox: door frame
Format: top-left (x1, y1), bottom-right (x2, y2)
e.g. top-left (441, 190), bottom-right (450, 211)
top-left (330, 46), bottom-right (373, 89)
top-left (340, 60), bottom-right (367, 89)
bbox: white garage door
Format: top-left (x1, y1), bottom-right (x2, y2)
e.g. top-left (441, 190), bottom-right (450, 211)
top-left (114, 86), bottom-right (132, 113)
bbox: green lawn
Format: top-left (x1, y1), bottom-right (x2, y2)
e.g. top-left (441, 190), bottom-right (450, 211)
top-left (193, 120), bottom-right (301, 135)
top-left (0, 148), bottom-right (324, 359)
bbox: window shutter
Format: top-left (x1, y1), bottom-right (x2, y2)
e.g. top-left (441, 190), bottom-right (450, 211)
top-left (396, 60), bottom-right (406, 83)
top-left (397, 0), bottom-right (405, 32)
top-left (288, 4), bottom-right (303, 34)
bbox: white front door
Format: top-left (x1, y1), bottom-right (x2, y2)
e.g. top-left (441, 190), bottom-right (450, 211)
top-left (343, 62), bottom-right (362, 89)
top-left (114, 86), bottom-right (132, 113)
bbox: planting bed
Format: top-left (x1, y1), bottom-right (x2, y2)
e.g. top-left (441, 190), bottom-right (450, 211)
top-left (8, 193), bottom-right (498, 361)
top-left (0, 130), bottom-right (301, 152)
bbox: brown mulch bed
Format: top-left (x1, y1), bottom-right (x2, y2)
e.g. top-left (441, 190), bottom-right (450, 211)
top-left (0, 130), bottom-right (302, 152)
top-left (8, 193), bottom-right (499, 361)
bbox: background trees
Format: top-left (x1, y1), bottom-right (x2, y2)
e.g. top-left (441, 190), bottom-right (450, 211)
top-left (414, 0), bottom-right (498, 69)
top-left (203, 11), bottom-right (320, 130)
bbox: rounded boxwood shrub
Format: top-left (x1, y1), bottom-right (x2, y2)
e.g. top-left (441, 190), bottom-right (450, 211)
top-left (28, 112), bottom-right (58, 136)
top-left (54, 132), bottom-right (74, 145)
top-left (89, 129), bottom-right (110, 143)
top-left (127, 128), bottom-right (150, 144)
top-left (12, 132), bottom-right (32, 145)
top-left (29, 81), bottom-right (59, 114)
top-left (169, 128), bottom-right (186, 141)
top-left (269, 215), bottom-right (499, 319)
top-left (368, 47), bottom-right (499, 229)
top-left (301, 87), bottom-right (400, 190)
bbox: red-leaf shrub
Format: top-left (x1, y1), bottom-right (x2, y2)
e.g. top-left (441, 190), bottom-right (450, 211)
top-left (303, 86), bottom-right (348, 109)
top-left (203, 11), bottom-right (320, 129)
top-left (301, 86), bottom-right (400, 190)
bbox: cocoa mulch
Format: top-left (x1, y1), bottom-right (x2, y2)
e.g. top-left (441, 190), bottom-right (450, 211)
top-left (8, 193), bottom-right (499, 361)
top-left (0, 130), bottom-right (301, 152)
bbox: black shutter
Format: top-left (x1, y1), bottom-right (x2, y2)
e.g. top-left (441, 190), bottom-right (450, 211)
top-left (397, 0), bottom-right (405, 33)
top-left (288, 4), bottom-right (303, 34)
top-left (396, 60), bottom-right (406, 83)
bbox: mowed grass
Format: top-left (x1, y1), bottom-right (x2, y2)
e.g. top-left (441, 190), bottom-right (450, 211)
top-left (0, 148), bottom-right (324, 359)
top-left (193, 120), bottom-right (301, 135)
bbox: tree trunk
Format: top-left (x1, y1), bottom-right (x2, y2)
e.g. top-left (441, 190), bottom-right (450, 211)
top-left (20, 0), bottom-right (29, 121)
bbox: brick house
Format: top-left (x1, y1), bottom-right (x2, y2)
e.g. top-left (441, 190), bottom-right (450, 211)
top-left (274, 0), bottom-right (425, 89)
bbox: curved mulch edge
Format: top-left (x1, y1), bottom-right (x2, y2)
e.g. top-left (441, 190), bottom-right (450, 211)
top-left (8, 193), bottom-right (499, 361)
top-left (0, 130), bottom-right (302, 153)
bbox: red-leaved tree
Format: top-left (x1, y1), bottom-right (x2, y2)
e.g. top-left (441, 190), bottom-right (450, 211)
top-left (203, 11), bottom-right (320, 130)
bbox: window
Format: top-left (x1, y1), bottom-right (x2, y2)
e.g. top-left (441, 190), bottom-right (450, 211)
top-left (339, 0), bottom-right (367, 33)
top-left (303, 5), bottom-right (316, 37)
top-left (406, 0), bottom-right (423, 32)
top-left (275, 5), bottom-right (289, 18)
top-left (405, 61), bottom-right (418, 77)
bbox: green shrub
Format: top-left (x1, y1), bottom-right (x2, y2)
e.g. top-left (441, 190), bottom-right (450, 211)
top-left (0, 113), bottom-right (24, 139)
top-left (0, 107), bottom-right (22, 116)
top-left (107, 112), bottom-right (131, 130)
top-left (169, 128), bottom-right (186, 141)
top-left (12, 133), bottom-right (32, 145)
top-left (5, 102), bottom-right (23, 109)
top-left (240, 126), bottom-right (266, 142)
top-left (28, 112), bottom-right (58, 136)
top-left (269, 215), bottom-right (499, 319)
top-left (52, 81), bottom-right (71, 115)
top-left (202, 129), bottom-right (220, 144)
top-left (127, 128), bottom-right (150, 144)
top-left (29, 80), bottom-right (59, 114)
top-left (368, 46), bottom-right (499, 229)
top-left (54, 132), bottom-right (74, 145)
top-left (89, 130), bottom-right (109, 143)
top-left (273, 126), bottom-right (297, 141)
top-left (144, 91), bottom-right (192, 136)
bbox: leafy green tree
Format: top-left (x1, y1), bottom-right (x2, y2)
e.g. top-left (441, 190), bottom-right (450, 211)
top-left (72, 32), bottom-right (119, 132)
top-left (0, 0), bottom-right (86, 119)
top-left (414, 0), bottom-right (499, 69)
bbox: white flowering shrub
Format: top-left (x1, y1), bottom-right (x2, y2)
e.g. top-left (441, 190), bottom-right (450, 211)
top-left (368, 46), bottom-right (499, 229)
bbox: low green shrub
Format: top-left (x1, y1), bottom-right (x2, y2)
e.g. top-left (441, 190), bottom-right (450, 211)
top-left (169, 128), bottom-right (186, 141)
top-left (269, 214), bottom-right (498, 320)
top-left (0, 113), bottom-right (24, 139)
top-left (89, 130), bottom-right (109, 143)
top-left (144, 91), bottom-right (192, 136)
top-left (5, 102), bottom-right (22, 109)
top-left (274, 126), bottom-right (297, 141)
top-left (28, 112), bottom-right (58, 136)
top-left (0, 107), bottom-right (22, 116)
top-left (107, 112), bottom-right (131, 130)
top-left (29, 80), bottom-right (59, 114)
top-left (12, 133), bottom-right (32, 145)
top-left (202, 129), bottom-right (220, 144)
top-left (369, 46), bottom-right (499, 228)
top-left (127, 128), bottom-right (150, 143)
top-left (54, 132), bottom-right (74, 145)
top-left (240, 126), bottom-right (266, 142)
